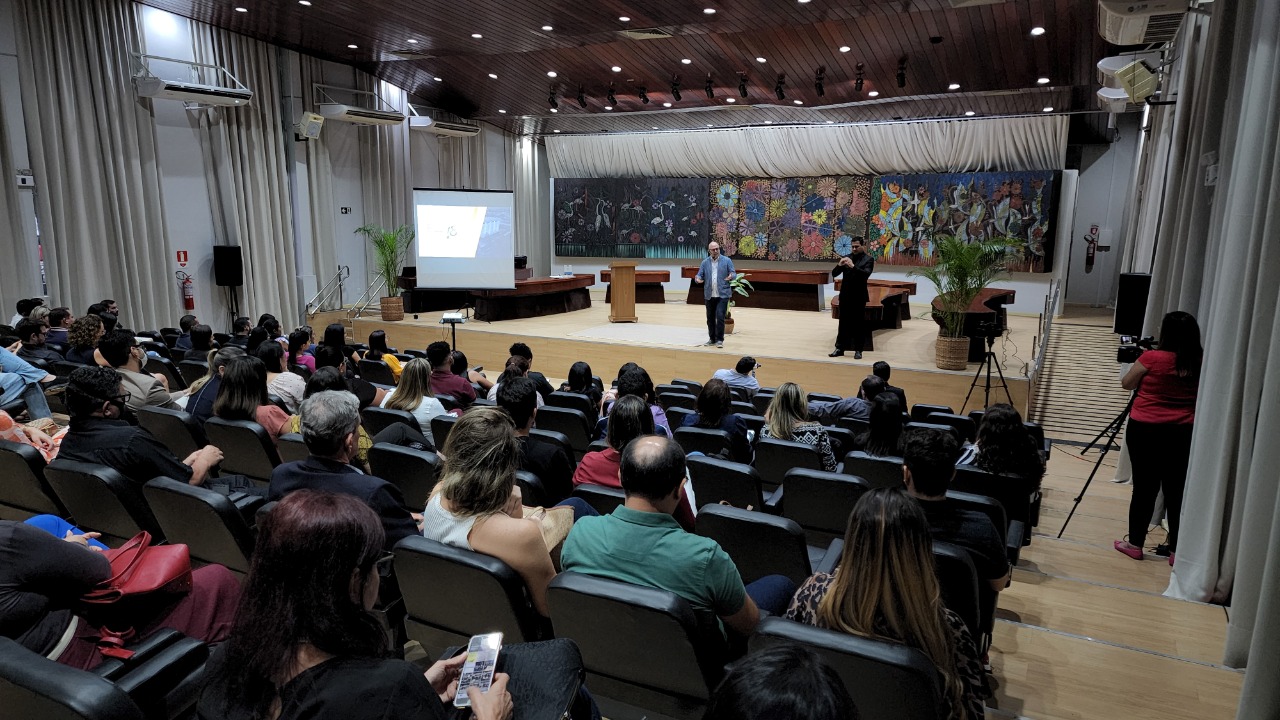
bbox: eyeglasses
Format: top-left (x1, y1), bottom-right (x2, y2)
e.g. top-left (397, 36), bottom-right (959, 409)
top-left (108, 393), bottom-right (130, 405)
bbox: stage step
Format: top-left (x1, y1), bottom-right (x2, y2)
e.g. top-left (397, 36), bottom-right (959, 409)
top-left (1029, 323), bottom-right (1131, 444)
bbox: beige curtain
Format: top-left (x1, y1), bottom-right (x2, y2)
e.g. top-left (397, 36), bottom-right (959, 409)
top-left (191, 26), bottom-right (300, 323)
top-left (438, 131), bottom-right (488, 189)
top-left (356, 73), bottom-right (410, 230)
top-left (546, 115), bottom-right (1068, 178)
top-left (13, 0), bottom-right (173, 329)
top-left (512, 137), bottom-right (551, 276)
top-left (0, 86), bottom-right (40, 312)
top-left (299, 56), bottom-right (338, 294)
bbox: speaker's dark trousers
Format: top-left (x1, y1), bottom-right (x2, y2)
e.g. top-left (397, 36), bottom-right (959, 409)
top-left (705, 297), bottom-right (729, 343)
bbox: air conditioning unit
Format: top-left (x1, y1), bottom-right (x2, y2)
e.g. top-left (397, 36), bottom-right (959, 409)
top-left (1098, 0), bottom-right (1187, 45)
top-left (1115, 60), bottom-right (1159, 102)
top-left (410, 116), bottom-right (482, 137)
top-left (1096, 86), bottom-right (1131, 113)
top-left (317, 103), bottom-right (405, 126)
top-left (135, 77), bottom-right (252, 107)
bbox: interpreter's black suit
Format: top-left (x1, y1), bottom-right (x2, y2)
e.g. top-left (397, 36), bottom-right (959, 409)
top-left (832, 251), bottom-right (875, 352)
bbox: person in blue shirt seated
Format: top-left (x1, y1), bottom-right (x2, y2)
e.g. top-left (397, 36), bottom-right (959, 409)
top-left (711, 356), bottom-right (761, 399)
top-left (173, 314), bottom-right (198, 351)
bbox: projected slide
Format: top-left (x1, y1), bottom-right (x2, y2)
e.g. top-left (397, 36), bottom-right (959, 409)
top-left (412, 189), bottom-right (515, 289)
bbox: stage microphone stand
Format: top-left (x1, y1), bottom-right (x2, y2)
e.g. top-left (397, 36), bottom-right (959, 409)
top-left (960, 331), bottom-right (1013, 413)
top-left (1058, 393), bottom-right (1136, 538)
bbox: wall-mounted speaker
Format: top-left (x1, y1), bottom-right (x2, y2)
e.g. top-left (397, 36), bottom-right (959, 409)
top-left (1114, 272), bottom-right (1151, 335)
top-left (213, 246), bottom-right (244, 287)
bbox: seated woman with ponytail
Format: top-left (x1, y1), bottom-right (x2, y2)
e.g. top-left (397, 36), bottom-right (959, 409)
top-left (486, 356), bottom-right (543, 407)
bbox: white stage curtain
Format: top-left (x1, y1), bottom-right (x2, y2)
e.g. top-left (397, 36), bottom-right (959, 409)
top-left (438, 130), bottom-right (489, 189)
top-left (192, 26), bottom-right (300, 323)
top-left (0, 87), bottom-right (40, 312)
top-left (546, 115), bottom-right (1068, 178)
top-left (512, 137), bottom-right (551, 276)
top-left (356, 74), bottom-right (411, 232)
top-left (299, 56), bottom-right (338, 296)
top-left (13, 0), bottom-right (173, 330)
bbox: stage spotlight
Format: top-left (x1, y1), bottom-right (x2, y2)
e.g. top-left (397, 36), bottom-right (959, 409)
top-left (637, 86), bottom-right (649, 104)
top-left (774, 74), bottom-right (785, 101)
top-left (671, 77), bottom-right (682, 102)
top-left (705, 73), bottom-right (714, 99)
top-left (897, 57), bottom-right (907, 88)
top-left (576, 86), bottom-right (587, 108)
top-left (738, 73), bottom-right (748, 98)
top-left (607, 84), bottom-right (617, 106)
top-left (854, 62), bottom-right (864, 93)
top-left (814, 66), bottom-right (825, 98)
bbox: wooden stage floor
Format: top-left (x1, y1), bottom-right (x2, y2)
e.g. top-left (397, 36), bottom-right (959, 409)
top-left (353, 297), bottom-right (1036, 412)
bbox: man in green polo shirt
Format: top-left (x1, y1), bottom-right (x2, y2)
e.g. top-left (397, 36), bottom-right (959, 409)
top-left (561, 435), bottom-right (796, 639)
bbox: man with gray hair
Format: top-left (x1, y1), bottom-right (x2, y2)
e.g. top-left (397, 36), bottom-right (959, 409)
top-left (267, 390), bottom-right (420, 550)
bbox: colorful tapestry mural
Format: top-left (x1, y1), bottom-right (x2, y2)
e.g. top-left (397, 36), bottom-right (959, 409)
top-left (868, 171), bottom-right (1059, 273)
top-left (553, 178), bottom-right (709, 259)
top-left (711, 176), bottom-right (872, 262)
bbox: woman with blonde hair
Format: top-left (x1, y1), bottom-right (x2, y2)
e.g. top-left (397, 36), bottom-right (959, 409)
top-left (760, 382), bottom-right (836, 471)
top-left (786, 488), bottom-right (985, 720)
top-left (381, 358), bottom-right (448, 427)
top-left (421, 407), bottom-right (556, 617)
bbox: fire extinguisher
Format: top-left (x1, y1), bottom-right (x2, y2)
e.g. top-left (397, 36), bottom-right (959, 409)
top-left (176, 271), bottom-right (195, 311)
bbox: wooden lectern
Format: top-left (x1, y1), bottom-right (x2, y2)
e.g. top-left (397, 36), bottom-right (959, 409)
top-left (608, 261), bottom-right (639, 323)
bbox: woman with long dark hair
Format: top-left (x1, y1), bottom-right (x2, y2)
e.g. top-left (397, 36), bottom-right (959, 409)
top-left (198, 491), bottom-right (512, 720)
top-left (287, 329), bottom-right (315, 374)
top-left (322, 323), bottom-right (361, 371)
top-left (190, 324), bottom-right (217, 353)
top-left (361, 330), bottom-right (402, 382)
top-left (213, 356), bottom-right (291, 446)
top-left (256, 341), bottom-right (307, 414)
top-left (970, 404), bottom-right (1045, 484)
top-left (487, 356), bottom-right (541, 406)
top-left (854, 392), bottom-right (905, 458)
top-left (786, 488), bottom-right (984, 720)
top-left (682, 378), bottom-right (751, 463)
top-left (1115, 311), bottom-right (1202, 563)
top-left (558, 361), bottom-right (601, 417)
top-left (450, 350), bottom-right (493, 394)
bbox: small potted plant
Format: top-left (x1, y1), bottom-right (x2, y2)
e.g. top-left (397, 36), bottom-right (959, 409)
top-left (911, 235), bottom-right (1013, 370)
top-left (356, 223), bottom-right (415, 322)
top-left (724, 274), bottom-right (754, 335)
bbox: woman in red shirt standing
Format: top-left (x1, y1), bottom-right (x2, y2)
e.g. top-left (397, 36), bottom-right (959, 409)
top-left (1115, 311), bottom-right (1202, 564)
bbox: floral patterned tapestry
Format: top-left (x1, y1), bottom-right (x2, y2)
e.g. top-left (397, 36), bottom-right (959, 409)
top-left (553, 178), bottom-right (709, 259)
top-left (711, 176), bottom-right (872, 262)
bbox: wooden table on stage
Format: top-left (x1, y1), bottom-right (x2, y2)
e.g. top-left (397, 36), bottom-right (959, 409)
top-left (470, 274), bottom-right (594, 322)
top-left (681, 267), bottom-right (830, 311)
top-left (931, 287), bottom-right (1017, 362)
top-left (601, 269), bottom-right (670, 304)
top-left (831, 279), bottom-right (917, 329)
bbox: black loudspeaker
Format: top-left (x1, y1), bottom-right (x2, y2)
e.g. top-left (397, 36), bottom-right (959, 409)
top-left (213, 246), bottom-right (243, 287)
top-left (1113, 272), bottom-right (1151, 335)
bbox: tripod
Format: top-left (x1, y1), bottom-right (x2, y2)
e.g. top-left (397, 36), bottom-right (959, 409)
top-left (960, 333), bottom-right (1013, 413)
top-left (1057, 393), bottom-right (1136, 538)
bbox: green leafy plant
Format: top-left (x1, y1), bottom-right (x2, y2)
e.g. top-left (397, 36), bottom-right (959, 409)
top-left (727, 275), bottom-right (754, 316)
top-left (910, 235), bottom-right (1015, 338)
top-left (356, 224), bottom-right (415, 299)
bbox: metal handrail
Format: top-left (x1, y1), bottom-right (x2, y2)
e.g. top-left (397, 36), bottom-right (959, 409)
top-left (306, 265), bottom-right (350, 318)
top-left (348, 276), bottom-right (388, 321)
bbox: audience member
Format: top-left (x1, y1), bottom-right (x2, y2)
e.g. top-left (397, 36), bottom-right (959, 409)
top-left (287, 329), bottom-right (316, 373)
top-left (15, 319), bottom-right (63, 365)
top-left (361, 330), bottom-right (402, 382)
top-left (256, 341), bottom-right (307, 413)
top-left (187, 347), bottom-right (246, 424)
top-left (711, 356), bottom-right (761, 399)
top-left (27, 305), bottom-right (50, 326)
top-left (226, 317), bottom-right (252, 348)
top-left (487, 355), bottom-right (542, 407)
top-left (283, 367), bottom-right (375, 469)
top-left (703, 645), bottom-right (859, 720)
top-left (563, 436), bottom-right (796, 642)
top-left (0, 408), bottom-right (66, 461)
top-left (97, 311), bottom-right (118, 334)
top-left (0, 345), bottom-right (54, 420)
top-left (508, 342), bottom-right (556, 402)
top-left (451, 350), bottom-right (492, 393)
top-left (557, 360), bottom-right (601, 417)
top-left (901, 427), bottom-right (1010, 593)
top-left (65, 314), bottom-right (104, 365)
top-left (245, 327), bottom-right (269, 354)
top-left (45, 307), bottom-right (73, 344)
top-left (321, 323), bottom-right (360, 368)
top-left (9, 298), bottom-right (38, 326)
top-left (314, 345), bottom-right (385, 409)
top-left (599, 361), bottom-right (639, 410)
top-left (0, 518), bottom-right (241, 671)
top-left (190, 324), bottom-right (216, 353)
top-left (98, 329), bottom-right (185, 411)
top-left (269, 392), bottom-right (419, 550)
top-left (381, 358), bottom-right (448, 428)
top-left (198, 490), bottom-right (512, 720)
top-left (594, 366), bottom-right (670, 439)
top-left (498, 376), bottom-right (574, 504)
top-left (965, 404), bottom-right (1045, 484)
top-left (853, 392), bottom-right (905, 457)
top-left (174, 314), bottom-right (199, 351)
top-left (213, 356), bottom-right (291, 445)
top-left (761, 382), bottom-right (836, 471)
top-left (421, 407), bottom-right (556, 616)
top-left (426, 341), bottom-right (476, 407)
top-left (256, 313), bottom-right (277, 330)
top-left (262, 316), bottom-right (287, 345)
top-left (101, 299), bottom-right (119, 317)
top-left (785, 488), bottom-right (985, 720)
top-left (872, 360), bottom-right (908, 409)
top-left (84, 302), bottom-right (107, 319)
top-left (807, 375), bottom-right (884, 426)
top-left (682, 378), bottom-right (752, 463)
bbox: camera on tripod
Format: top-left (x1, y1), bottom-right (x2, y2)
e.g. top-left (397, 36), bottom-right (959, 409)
top-left (976, 320), bottom-right (1003, 341)
top-left (1117, 335), bottom-right (1157, 364)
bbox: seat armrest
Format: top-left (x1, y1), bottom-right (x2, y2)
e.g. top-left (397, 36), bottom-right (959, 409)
top-left (91, 629), bottom-right (182, 680)
top-left (1006, 520), bottom-right (1026, 565)
top-left (763, 485), bottom-right (784, 513)
top-left (111, 636), bottom-right (208, 698)
top-left (816, 539), bottom-right (845, 574)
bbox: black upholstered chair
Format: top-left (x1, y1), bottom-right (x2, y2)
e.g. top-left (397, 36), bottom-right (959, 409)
top-left (143, 478), bottom-right (260, 577)
top-left (358, 359), bottom-right (397, 386)
top-left (137, 406), bottom-right (207, 460)
top-left (910, 403), bottom-right (954, 423)
top-left (926, 412), bottom-right (978, 443)
top-left (780, 468), bottom-right (872, 546)
top-left (685, 455), bottom-right (771, 511)
top-left (728, 387), bottom-right (751, 403)
top-left (836, 416), bottom-right (871, 435)
top-left (393, 536), bottom-right (546, 659)
top-left (529, 428), bottom-right (577, 471)
top-left (751, 393), bottom-right (772, 415)
top-left (202, 418), bottom-right (280, 483)
top-left (514, 470), bottom-right (550, 508)
top-left (0, 439), bottom-right (67, 519)
top-left (360, 406), bottom-right (422, 436)
top-left (694, 504), bottom-right (812, 585)
top-left (430, 414), bottom-right (458, 450)
top-left (904, 421), bottom-right (963, 445)
top-left (546, 391), bottom-right (597, 420)
top-left (276, 433), bottom-right (311, 464)
top-left (952, 465), bottom-right (1034, 544)
top-left (143, 357), bottom-right (186, 391)
top-left (533, 406), bottom-right (593, 457)
top-left (749, 617), bottom-right (948, 720)
top-left (1024, 420), bottom-right (1050, 457)
top-left (729, 401), bottom-right (755, 418)
top-left (570, 483), bottom-right (625, 516)
top-left (654, 383), bottom-right (686, 398)
top-left (840, 451), bottom-right (906, 489)
top-left (933, 540), bottom-right (982, 640)
top-left (43, 460), bottom-right (164, 546)
top-left (547, 573), bottom-right (720, 720)
top-left (824, 426), bottom-right (857, 459)
top-left (434, 394), bottom-right (460, 412)
top-left (139, 341), bottom-right (172, 362)
top-left (807, 391), bottom-right (842, 404)
top-left (753, 437), bottom-right (823, 489)
top-left (176, 360), bottom-right (208, 389)
top-left (663, 406), bottom-right (695, 431)
top-left (368, 443), bottom-right (439, 510)
top-left (737, 413), bottom-right (765, 438)
top-left (670, 378), bottom-right (702, 394)
top-left (657, 391), bottom-right (698, 412)
top-left (585, 439), bottom-right (609, 455)
top-left (673, 426), bottom-right (732, 458)
top-left (947, 487), bottom-right (1024, 563)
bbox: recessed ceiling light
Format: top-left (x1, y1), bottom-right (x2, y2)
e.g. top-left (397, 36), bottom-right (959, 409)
top-left (1030, 26), bottom-right (1045, 36)
top-left (619, 16), bottom-right (630, 21)
top-left (826, 120), bottom-right (834, 124)
top-left (407, 39), bottom-right (417, 43)
top-left (547, 71), bottom-right (557, 77)
top-left (611, 66), bottom-right (622, 72)
top-left (433, 76), bottom-right (442, 81)
top-left (471, 33), bottom-right (483, 39)
top-left (756, 57), bottom-right (767, 63)
top-left (706, 124), bottom-right (713, 127)
top-left (839, 46), bottom-right (850, 52)
top-left (553, 129), bottom-right (561, 133)
top-left (681, 58), bottom-right (692, 65)
top-left (542, 25), bottom-right (553, 31)
top-left (867, 90), bottom-right (879, 97)
top-left (498, 109), bottom-right (507, 113)
top-left (703, 8), bottom-right (716, 14)
top-left (1037, 77), bottom-right (1050, 84)
top-left (1042, 106), bottom-right (1054, 112)
top-left (604, 105), bottom-right (613, 110)
top-left (652, 126), bottom-right (659, 129)
top-left (964, 111), bottom-right (975, 116)
top-left (234, 6), bottom-right (247, 11)
top-left (298, 1), bottom-right (310, 5)
top-left (663, 102), bottom-right (672, 107)
top-left (726, 97), bottom-right (736, 103)
top-left (347, 44), bottom-right (357, 49)
top-left (799, 0), bottom-right (811, 3)
top-left (550, 108), bottom-right (558, 113)
top-left (793, 100), bottom-right (802, 105)
top-left (488, 73), bottom-right (498, 79)
top-left (948, 83), bottom-right (961, 90)
top-left (764, 120), bottom-right (773, 124)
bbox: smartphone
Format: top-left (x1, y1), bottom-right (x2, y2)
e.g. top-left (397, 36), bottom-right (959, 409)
top-left (452, 632), bottom-right (502, 708)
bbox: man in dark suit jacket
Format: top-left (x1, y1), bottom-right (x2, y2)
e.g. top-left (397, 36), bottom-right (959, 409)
top-left (830, 236), bottom-right (875, 359)
top-left (268, 389), bottom-right (419, 550)
top-left (498, 376), bottom-right (574, 504)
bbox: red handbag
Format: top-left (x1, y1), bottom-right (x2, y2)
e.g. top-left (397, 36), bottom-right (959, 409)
top-left (83, 531), bottom-right (193, 604)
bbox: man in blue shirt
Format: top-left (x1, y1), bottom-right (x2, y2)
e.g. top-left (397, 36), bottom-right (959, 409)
top-left (693, 241), bottom-right (735, 348)
top-left (712, 356), bottom-right (761, 398)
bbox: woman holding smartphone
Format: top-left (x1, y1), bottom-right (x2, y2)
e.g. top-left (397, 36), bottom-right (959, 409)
top-left (198, 490), bottom-right (513, 720)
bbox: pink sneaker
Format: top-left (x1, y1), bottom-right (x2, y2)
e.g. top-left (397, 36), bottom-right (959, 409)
top-left (1169, 552), bottom-right (1176, 566)
top-left (1114, 540), bottom-right (1143, 560)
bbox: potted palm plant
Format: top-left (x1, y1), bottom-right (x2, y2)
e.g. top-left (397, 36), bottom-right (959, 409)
top-left (724, 274), bottom-right (754, 335)
top-left (356, 223), bottom-right (415, 322)
top-left (911, 235), bottom-right (1014, 370)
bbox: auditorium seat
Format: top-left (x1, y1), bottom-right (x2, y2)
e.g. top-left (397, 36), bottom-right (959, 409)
top-left (136, 331), bottom-right (163, 344)
top-left (663, 406), bottom-right (695, 430)
top-left (142, 478), bottom-right (260, 577)
top-left (0, 397), bottom-right (25, 418)
top-left (547, 572), bottom-right (720, 720)
top-left (685, 455), bottom-right (773, 511)
top-left (749, 617), bottom-right (948, 720)
top-left (288, 364), bottom-right (312, 381)
top-left (393, 536), bottom-right (546, 659)
top-left (176, 360), bottom-right (207, 389)
top-left (139, 341), bottom-right (173, 362)
top-left (836, 416), bottom-right (871, 435)
top-left (910, 403), bottom-right (954, 423)
top-left (358, 359), bottom-right (397, 386)
top-left (654, 383), bottom-right (686, 398)
top-left (202, 418), bottom-right (280, 484)
top-left (0, 439), bottom-right (68, 519)
top-left (779, 468), bottom-right (872, 547)
top-left (807, 392), bottom-right (841, 404)
top-left (841, 451), bottom-right (906, 489)
top-left (673, 426), bottom-right (732, 458)
top-left (1024, 420), bottom-right (1050, 457)
top-left (533, 406), bottom-right (593, 458)
top-left (159, 332), bottom-right (179, 349)
top-left (657, 391), bottom-right (698, 412)
top-left (546, 391), bottom-right (597, 420)
top-left (947, 490), bottom-right (1015, 646)
top-left (367, 443), bottom-right (439, 510)
top-left (953, 465), bottom-right (1034, 545)
top-left (144, 357), bottom-right (186, 392)
top-left (586, 439), bottom-right (609, 455)
top-left (44, 460), bottom-right (164, 546)
top-left (276, 433), bottom-right (311, 464)
top-left (137, 406), bottom-right (207, 460)
top-left (514, 470), bottom-right (550, 508)
top-left (824, 426), bottom-right (857, 459)
top-left (694, 504), bottom-right (812, 585)
top-left (728, 387), bottom-right (751, 403)
top-left (670, 378), bottom-right (702, 394)
top-left (529, 428), bottom-right (577, 470)
top-left (729, 400), bottom-right (755, 417)
top-left (570, 484), bottom-right (625, 516)
top-left (754, 437), bottom-right (823, 489)
top-left (430, 414), bottom-right (458, 450)
top-left (360, 406), bottom-right (422, 437)
top-left (433, 394), bottom-right (460, 412)
top-left (926, 413), bottom-right (977, 443)
top-left (736, 413), bottom-right (765, 438)
top-left (751, 393), bottom-right (772, 415)
top-left (932, 540), bottom-right (982, 641)
top-left (905, 421), bottom-right (963, 445)
top-left (212, 333), bottom-right (231, 346)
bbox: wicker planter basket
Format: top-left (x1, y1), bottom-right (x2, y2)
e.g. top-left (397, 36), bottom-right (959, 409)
top-left (935, 335), bottom-right (970, 370)
top-left (724, 315), bottom-right (736, 335)
top-left (379, 296), bottom-right (405, 322)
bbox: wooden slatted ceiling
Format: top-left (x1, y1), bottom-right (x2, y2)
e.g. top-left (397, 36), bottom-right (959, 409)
top-left (137, 0), bottom-right (1123, 137)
